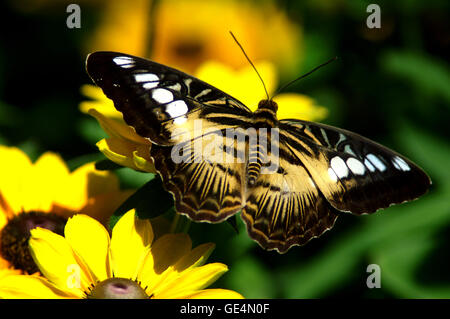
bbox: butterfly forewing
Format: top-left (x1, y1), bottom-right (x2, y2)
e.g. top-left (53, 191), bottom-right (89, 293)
top-left (279, 119), bottom-right (431, 214)
top-left (86, 52), bottom-right (251, 146)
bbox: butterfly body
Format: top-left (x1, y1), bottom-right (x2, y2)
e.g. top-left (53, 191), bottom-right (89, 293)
top-left (87, 52), bottom-right (431, 253)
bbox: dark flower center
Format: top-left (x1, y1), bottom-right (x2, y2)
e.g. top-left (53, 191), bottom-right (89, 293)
top-left (0, 211), bottom-right (67, 274)
top-left (86, 278), bottom-right (149, 299)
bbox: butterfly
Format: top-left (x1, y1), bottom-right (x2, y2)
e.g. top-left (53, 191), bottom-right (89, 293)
top-left (86, 52), bottom-right (431, 253)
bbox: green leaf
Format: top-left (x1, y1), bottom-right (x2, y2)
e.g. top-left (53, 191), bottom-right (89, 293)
top-left (224, 256), bottom-right (277, 298)
top-left (109, 177), bottom-right (174, 229)
top-left (77, 117), bottom-right (108, 144)
top-left (373, 230), bottom-right (450, 298)
top-left (277, 232), bottom-right (366, 298)
top-left (115, 168), bottom-right (156, 189)
top-left (381, 50), bottom-right (450, 104)
top-left (395, 121), bottom-right (450, 184)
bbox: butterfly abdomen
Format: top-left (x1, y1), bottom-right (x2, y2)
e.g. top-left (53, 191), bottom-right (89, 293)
top-left (247, 142), bottom-right (264, 186)
top-left (247, 101), bottom-right (279, 186)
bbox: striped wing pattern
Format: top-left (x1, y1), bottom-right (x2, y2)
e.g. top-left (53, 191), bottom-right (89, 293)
top-left (242, 146), bottom-right (339, 253)
top-left (151, 129), bottom-right (248, 222)
top-left (87, 52), bottom-right (431, 254)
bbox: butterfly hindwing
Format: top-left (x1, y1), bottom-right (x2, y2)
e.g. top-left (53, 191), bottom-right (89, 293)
top-left (279, 119), bottom-right (431, 214)
top-left (150, 128), bottom-right (248, 222)
top-left (86, 52), bottom-right (251, 146)
top-left (242, 143), bottom-right (339, 253)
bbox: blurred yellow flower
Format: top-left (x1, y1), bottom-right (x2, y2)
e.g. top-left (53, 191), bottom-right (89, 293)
top-left (85, 0), bottom-right (152, 57)
top-left (0, 210), bottom-right (244, 299)
top-left (151, 0), bottom-right (302, 74)
top-left (0, 146), bottom-right (133, 274)
top-left (195, 60), bottom-right (328, 121)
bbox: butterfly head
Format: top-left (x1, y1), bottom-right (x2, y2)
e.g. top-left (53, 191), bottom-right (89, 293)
top-left (257, 99), bottom-right (278, 113)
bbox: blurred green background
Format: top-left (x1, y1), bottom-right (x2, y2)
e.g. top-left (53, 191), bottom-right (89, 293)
top-left (0, 0), bottom-right (449, 298)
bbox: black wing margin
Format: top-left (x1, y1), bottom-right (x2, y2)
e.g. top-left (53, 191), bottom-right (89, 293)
top-left (279, 119), bottom-right (431, 215)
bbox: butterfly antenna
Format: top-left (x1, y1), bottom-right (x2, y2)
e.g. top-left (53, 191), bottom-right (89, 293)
top-left (273, 56), bottom-right (338, 98)
top-left (229, 31), bottom-right (270, 100)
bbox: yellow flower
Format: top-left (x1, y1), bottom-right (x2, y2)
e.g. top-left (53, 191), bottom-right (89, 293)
top-left (0, 210), bottom-right (244, 299)
top-left (151, 0), bottom-right (302, 74)
top-left (0, 146), bottom-right (133, 274)
top-left (80, 85), bottom-right (156, 173)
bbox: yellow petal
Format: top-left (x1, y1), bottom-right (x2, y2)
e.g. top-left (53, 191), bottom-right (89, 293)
top-left (0, 275), bottom-right (74, 299)
top-left (138, 233), bottom-right (192, 292)
top-left (54, 162), bottom-right (119, 211)
top-left (29, 228), bottom-right (93, 297)
top-left (88, 108), bottom-right (150, 145)
top-left (132, 149), bottom-right (156, 173)
top-left (28, 152), bottom-right (70, 212)
top-left (0, 146), bottom-right (32, 214)
top-left (79, 85), bottom-right (122, 118)
top-left (110, 210), bottom-right (153, 279)
top-left (96, 138), bottom-right (155, 173)
top-left (155, 263), bottom-right (228, 298)
top-left (64, 214), bottom-right (111, 282)
top-left (273, 93), bottom-right (328, 121)
top-left (186, 289), bottom-right (245, 299)
top-left (173, 243), bottom-right (215, 271)
top-left (0, 267), bottom-right (22, 279)
top-left (148, 233), bottom-right (192, 274)
top-left (0, 194), bottom-right (10, 228)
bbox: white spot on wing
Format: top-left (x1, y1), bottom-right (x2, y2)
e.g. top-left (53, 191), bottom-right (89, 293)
top-left (112, 56), bottom-right (135, 68)
top-left (364, 158), bottom-right (376, 172)
top-left (328, 167), bottom-right (338, 182)
top-left (392, 156), bottom-right (410, 171)
top-left (143, 82), bottom-right (159, 89)
top-left (166, 100), bottom-right (188, 118)
top-left (152, 88), bottom-right (173, 104)
top-left (173, 115), bottom-right (187, 125)
top-left (134, 73), bottom-right (159, 89)
top-left (330, 156), bottom-right (349, 179)
top-left (134, 73), bottom-right (158, 82)
top-left (346, 157), bottom-right (365, 175)
top-left (366, 153), bottom-right (386, 172)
